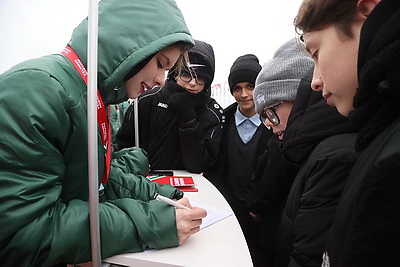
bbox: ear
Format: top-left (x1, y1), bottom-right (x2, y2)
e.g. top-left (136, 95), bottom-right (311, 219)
top-left (357, 0), bottom-right (381, 17)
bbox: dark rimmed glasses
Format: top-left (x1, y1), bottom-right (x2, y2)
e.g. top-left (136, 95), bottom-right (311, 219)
top-left (178, 72), bottom-right (207, 85)
top-left (260, 101), bottom-right (284, 126)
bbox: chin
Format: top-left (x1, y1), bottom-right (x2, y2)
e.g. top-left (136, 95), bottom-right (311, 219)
top-left (127, 92), bottom-right (139, 99)
top-left (337, 106), bottom-right (352, 118)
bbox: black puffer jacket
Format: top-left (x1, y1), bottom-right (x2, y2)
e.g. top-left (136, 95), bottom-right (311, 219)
top-left (116, 41), bottom-right (224, 173)
top-left (325, 0), bottom-right (400, 265)
top-left (275, 68), bottom-right (357, 267)
top-left (248, 67), bottom-right (357, 266)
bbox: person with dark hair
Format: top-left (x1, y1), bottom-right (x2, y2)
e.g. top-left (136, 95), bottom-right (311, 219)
top-left (295, 0), bottom-right (400, 265)
top-left (0, 0), bottom-right (207, 266)
top-left (116, 40), bottom-right (224, 174)
top-left (203, 54), bottom-right (271, 266)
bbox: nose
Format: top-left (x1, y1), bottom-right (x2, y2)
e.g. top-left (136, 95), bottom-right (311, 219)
top-left (311, 68), bottom-right (323, 91)
top-left (262, 117), bottom-right (274, 128)
top-left (188, 77), bottom-right (197, 86)
top-left (240, 88), bottom-right (248, 97)
top-left (155, 70), bottom-right (166, 87)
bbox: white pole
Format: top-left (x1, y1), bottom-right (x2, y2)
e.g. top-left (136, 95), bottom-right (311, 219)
top-left (87, 0), bottom-right (101, 266)
top-left (134, 98), bottom-right (139, 147)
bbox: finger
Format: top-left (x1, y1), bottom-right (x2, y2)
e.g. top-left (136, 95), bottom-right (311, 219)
top-left (177, 197), bottom-right (192, 208)
top-left (189, 225), bottom-right (201, 235)
top-left (177, 225), bottom-right (201, 245)
top-left (191, 207), bottom-right (207, 218)
top-left (190, 218), bottom-right (203, 228)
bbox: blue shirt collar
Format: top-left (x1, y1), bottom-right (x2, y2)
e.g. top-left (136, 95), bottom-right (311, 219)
top-left (235, 106), bottom-right (261, 127)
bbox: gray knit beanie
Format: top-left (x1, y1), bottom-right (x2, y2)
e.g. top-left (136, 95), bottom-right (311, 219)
top-left (254, 38), bottom-right (313, 115)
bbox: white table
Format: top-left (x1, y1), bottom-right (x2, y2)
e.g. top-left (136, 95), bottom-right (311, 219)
top-left (103, 170), bottom-right (253, 267)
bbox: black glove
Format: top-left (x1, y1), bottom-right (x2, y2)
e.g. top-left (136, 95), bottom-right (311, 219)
top-left (168, 91), bottom-right (197, 124)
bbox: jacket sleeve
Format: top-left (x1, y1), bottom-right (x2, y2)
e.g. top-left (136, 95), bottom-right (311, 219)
top-left (339, 154), bottom-right (400, 267)
top-left (0, 72), bottom-right (180, 266)
top-left (247, 136), bottom-right (299, 216)
top-left (178, 101), bottom-right (224, 173)
top-left (105, 147), bottom-right (184, 201)
top-left (0, 130), bottom-right (181, 267)
top-left (288, 157), bottom-right (354, 267)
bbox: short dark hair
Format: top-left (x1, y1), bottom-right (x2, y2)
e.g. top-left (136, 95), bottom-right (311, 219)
top-left (294, 0), bottom-right (359, 38)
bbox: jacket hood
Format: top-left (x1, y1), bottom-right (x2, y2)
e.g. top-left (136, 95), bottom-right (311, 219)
top-left (282, 67), bottom-right (357, 164)
top-left (167, 39), bottom-right (215, 93)
top-left (188, 40), bottom-right (215, 88)
top-left (67, 0), bottom-right (194, 105)
top-left (351, 0), bottom-right (400, 151)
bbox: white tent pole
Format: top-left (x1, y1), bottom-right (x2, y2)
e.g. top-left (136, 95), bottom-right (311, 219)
top-left (87, 0), bottom-right (101, 266)
top-left (134, 98), bottom-right (139, 147)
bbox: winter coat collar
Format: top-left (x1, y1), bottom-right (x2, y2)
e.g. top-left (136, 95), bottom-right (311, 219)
top-left (351, 0), bottom-right (400, 151)
top-left (282, 67), bottom-right (357, 164)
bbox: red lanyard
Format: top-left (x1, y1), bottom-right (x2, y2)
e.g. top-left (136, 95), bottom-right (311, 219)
top-left (61, 46), bottom-right (111, 185)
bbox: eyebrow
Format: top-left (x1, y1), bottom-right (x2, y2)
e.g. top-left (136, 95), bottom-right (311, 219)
top-left (234, 82), bottom-right (254, 88)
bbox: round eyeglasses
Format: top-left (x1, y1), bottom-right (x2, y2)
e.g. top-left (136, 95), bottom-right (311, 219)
top-left (178, 72), bottom-right (207, 85)
top-left (260, 101), bottom-right (284, 126)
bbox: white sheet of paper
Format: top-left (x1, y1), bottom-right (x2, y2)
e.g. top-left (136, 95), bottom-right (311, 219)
top-left (189, 200), bottom-right (233, 230)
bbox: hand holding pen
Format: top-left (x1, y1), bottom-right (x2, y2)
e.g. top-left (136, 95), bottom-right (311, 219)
top-left (155, 194), bottom-right (207, 245)
top-left (155, 193), bottom-right (191, 209)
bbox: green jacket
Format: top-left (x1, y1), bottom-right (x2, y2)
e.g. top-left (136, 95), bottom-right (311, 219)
top-left (110, 101), bottom-right (132, 149)
top-left (0, 0), bottom-right (194, 266)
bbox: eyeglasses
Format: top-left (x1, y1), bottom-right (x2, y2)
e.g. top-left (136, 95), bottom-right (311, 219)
top-left (260, 101), bottom-right (284, 126)
top-left (178, 72), bottom-right (207, 85)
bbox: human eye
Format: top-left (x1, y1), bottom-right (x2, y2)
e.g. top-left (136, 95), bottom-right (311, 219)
top-left (181, 73), bottom-right (191, 79)
top-left (265, 108), bottom-right (274, 116)
top-left (157, 59), bottom-right (164, 69)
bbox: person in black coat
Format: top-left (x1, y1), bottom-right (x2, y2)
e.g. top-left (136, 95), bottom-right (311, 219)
top-left (116, 40), bottom-right (224, 173)
top-left (249, 38), bottom-right (358, 266)
top-left (295, 0), bottom-right (400, 265)
top-left (273, 67), bottom-right (358, 267)
top-left (247, 38), bottom-right (314, 265)
top-left (204, 54), bottom-right (271, 267)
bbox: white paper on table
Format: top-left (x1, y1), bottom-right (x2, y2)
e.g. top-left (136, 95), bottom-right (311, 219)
top-left (189, 201), bottom-right (233, 230)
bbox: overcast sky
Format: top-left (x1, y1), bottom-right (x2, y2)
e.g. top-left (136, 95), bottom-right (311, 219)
top-left (0, 0), bottom-right (303, 105)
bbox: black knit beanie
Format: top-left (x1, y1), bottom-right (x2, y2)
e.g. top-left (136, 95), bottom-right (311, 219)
top-left (228, 54), bottom-right (262, 94)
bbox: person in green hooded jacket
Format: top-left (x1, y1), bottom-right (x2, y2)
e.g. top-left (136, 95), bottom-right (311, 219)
top-left (0, 0), bottom-right (207, 266)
